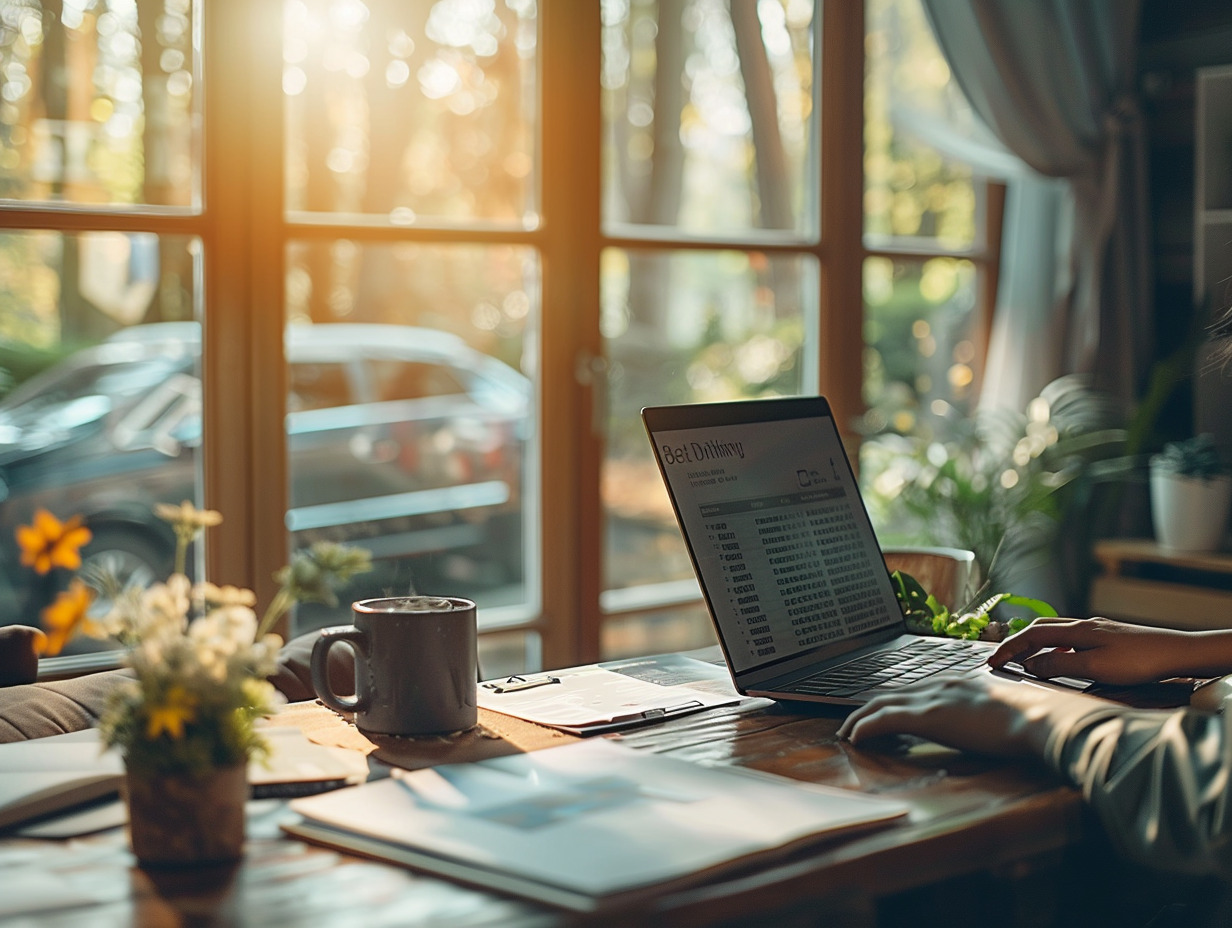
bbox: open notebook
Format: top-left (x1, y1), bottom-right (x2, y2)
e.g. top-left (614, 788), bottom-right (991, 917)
top-left (286, 739), bottom-right (908, 912)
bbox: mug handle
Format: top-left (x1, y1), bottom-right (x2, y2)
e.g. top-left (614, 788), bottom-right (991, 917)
top-left (311, 625), bottom-right (369, 715)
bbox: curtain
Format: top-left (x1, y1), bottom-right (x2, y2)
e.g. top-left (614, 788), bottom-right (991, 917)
top-left (920, 0), bottom-right (1152, 410)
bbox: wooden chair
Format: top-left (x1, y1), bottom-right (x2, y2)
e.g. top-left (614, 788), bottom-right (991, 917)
top-left (882, 546), bottom-right (978, 612)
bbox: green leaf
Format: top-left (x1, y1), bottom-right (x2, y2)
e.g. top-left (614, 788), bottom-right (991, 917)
top-left (997, 594), bottom-right (1058, 618)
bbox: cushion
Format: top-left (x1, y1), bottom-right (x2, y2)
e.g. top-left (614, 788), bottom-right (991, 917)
top-left (0, 630), bottom-right (354, 743)
top-left (0, 670), bottom-right (132, 742)
top-left (267, 629), bottom-right (356, 703)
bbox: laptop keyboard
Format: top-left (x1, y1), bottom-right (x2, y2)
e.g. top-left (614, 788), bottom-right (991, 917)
top-left (787, 638), bottom-right (989, 699)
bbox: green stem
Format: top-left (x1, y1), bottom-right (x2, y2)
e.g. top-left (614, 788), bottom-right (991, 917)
top-left (256, 587), bottom-right (293, 641)
top-left (173, 531), bottom-right (189, 579)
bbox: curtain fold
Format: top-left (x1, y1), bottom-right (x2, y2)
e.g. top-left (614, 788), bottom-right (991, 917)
top-left (920, 0), bottom-right (1152, 409)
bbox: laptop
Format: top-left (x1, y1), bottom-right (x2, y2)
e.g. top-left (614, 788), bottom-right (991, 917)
top-left (642, 395), bottom-right (1090, 705)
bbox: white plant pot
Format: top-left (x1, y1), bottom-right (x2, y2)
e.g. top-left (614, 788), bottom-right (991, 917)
top-left (1149, 467), bottom-right (1232, 554)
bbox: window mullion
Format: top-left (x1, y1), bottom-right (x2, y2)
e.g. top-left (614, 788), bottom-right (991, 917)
top-left (201, 0), bottom-right (286, 621)
top-left (539, 0), bottom-right (602, 667)
top-left (819, 0), bottom-right (866, 435)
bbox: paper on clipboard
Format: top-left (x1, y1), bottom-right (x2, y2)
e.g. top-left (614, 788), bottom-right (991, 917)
top-left (477, 657), bottom-right (741, 735)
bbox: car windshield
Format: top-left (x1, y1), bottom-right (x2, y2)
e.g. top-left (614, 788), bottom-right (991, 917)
top-left (0, 355), bottom-right (185, 431)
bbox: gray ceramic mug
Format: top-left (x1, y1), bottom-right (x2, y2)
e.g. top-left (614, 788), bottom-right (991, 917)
top-left (310, 596), bottom-right (478, 736)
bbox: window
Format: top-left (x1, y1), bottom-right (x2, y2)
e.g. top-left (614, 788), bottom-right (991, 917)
top-left (1, 1), bottom-right (994, 675)
top-left (289, 362), bottom-right (352, 411)
top-left (859, 0), bottom-right (1004, 547)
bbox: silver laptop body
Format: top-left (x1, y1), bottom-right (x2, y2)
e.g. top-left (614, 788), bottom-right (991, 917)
top-left (641, 396), bottom-right (1085, 706)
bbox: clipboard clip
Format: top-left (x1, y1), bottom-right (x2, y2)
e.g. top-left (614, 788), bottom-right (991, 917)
top-left (482, 674), bottom-right (561, 694)
top-left (608, 699), bottom-right (705, 724)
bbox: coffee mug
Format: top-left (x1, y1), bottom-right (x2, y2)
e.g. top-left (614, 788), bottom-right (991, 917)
top-left (310, 595), bottom-right (478, 736)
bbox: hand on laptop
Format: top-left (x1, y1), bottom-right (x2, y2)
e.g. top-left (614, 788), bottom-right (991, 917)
top-left (836, 674), bottom-right (1098, 758)
top-left (840, 618), bottom-right (1232, 757)
top-left (988, 617), bottom-right (1232, 686)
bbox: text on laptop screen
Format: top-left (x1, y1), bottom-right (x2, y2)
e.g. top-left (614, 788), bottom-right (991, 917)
top-left (653, 414), bottom-right (900, 674)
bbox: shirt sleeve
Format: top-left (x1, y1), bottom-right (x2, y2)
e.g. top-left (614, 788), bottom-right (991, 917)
top-left (1044, 697), bottom-right (1232, 876)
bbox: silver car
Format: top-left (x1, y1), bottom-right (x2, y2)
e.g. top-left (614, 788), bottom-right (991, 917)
top-left (0, 322), bottom-right (530, 637)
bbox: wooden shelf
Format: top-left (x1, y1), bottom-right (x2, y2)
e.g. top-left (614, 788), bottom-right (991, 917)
top-left (1090, 539), bottom-right (1232, 630)
top-left (1094, 539), bottom-right (1232, 575)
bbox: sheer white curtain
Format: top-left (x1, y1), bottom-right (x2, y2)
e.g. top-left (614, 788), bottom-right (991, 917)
top-left (920, 0), bottom-right (1152, 410)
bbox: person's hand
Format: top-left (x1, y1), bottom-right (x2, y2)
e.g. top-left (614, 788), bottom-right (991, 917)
top-left (836, 673), bottom-right (1098, 758)
top-left (988, 617), bottom-right (1210, 686)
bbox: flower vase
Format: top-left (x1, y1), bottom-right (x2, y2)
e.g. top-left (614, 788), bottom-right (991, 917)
top-left (124, 762), bottom-right (248, 867)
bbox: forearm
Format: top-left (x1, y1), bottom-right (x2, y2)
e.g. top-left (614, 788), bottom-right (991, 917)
top-left (1157, 629), bottom-right (1232, 679)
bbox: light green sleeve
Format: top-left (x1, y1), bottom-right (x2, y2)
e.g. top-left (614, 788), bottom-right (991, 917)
top-left (1045, 697), bottom-right (1232, 875)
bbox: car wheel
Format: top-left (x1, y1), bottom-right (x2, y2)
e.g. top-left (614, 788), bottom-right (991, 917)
top-left (81, 527), bottom-right (175, 599)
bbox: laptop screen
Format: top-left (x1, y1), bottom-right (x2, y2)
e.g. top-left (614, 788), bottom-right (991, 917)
top-left (643, 397), bottom-right (903, 676)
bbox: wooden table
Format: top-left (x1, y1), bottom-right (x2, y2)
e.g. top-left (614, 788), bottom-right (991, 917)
top-left (0, 680), bottom-right (1193, 928)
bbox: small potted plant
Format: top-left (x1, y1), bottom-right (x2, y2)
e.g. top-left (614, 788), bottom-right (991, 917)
top-left (16, 502), bottom-right (371, 867)
top-left (1149, 434), bottom-right (1232, 554)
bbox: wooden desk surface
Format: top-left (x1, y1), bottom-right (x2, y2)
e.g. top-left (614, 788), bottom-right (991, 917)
top-left (0, 692), bottom-right (1118, 928)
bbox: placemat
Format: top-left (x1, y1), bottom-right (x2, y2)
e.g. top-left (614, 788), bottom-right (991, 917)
top-left (268, 700), bottom-right (580, 771)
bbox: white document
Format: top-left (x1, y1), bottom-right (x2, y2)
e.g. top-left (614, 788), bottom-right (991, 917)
top-left (287, 739), bottom-right (909, 909)
top-left (250, 724), bottom-right (370, 792)
top-left (477, 657), bottom-right (741, 734)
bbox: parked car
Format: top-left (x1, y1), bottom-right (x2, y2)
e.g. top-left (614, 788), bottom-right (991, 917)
top-left (0, 322), bottom-right (531, 641)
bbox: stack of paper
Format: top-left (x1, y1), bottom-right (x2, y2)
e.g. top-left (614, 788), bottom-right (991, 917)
top-left (286, 739), bottom-right (908, 912)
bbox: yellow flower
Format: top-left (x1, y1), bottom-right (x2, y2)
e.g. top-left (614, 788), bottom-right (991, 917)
top-left (145, 686), bottom-right (199, 740)
top-left (16, 510), bottom-right (93, 575)
top-left (39, 580), bottom-right (99, 657)
top-left (154, 500), bottom-right (223, 531)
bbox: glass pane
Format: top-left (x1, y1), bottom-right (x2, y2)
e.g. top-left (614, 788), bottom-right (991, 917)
top-left (862, 256), bottom-right (978, 432)
top-left (479, 629), bottom-right (539, 679)
top-left (285, 241), bottom-right (537, 635)
top-left (0, 231), bottom-right (200, 653)
top-left (602, 248), bottom-right (817, 600)
top-left (601, 602), bottom-right (715, 661)
top-left (283, 0), bottom-right (538, 224)
top-left (859, 255), bottom-right (979, 542)
top-left (601, 0), bottom-right (817, 236)
top-left (864, 0), bottom-right (976, 248)
top-left (0, 1), bottom-right (199, 207)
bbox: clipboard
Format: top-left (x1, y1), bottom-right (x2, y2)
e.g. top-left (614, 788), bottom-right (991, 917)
top-left (476, 658), bottom-right (741, 735)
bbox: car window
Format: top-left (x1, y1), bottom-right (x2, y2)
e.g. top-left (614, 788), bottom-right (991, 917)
top-left (370, 360), bottom-right (467, 403)
top-left (289, 362), bottom-right (352, 411)
top-left (0, 356), bottom-right (184, 428)
top-left (466, 365), bottom-right (527, 413)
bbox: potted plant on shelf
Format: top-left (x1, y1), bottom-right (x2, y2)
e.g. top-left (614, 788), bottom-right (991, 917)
top-left (1149, 434), bottom-right (1232, 554)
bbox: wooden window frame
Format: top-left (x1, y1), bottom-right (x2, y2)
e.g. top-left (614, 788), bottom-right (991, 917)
top-left (10, 0), bottom-right (1000, 674)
